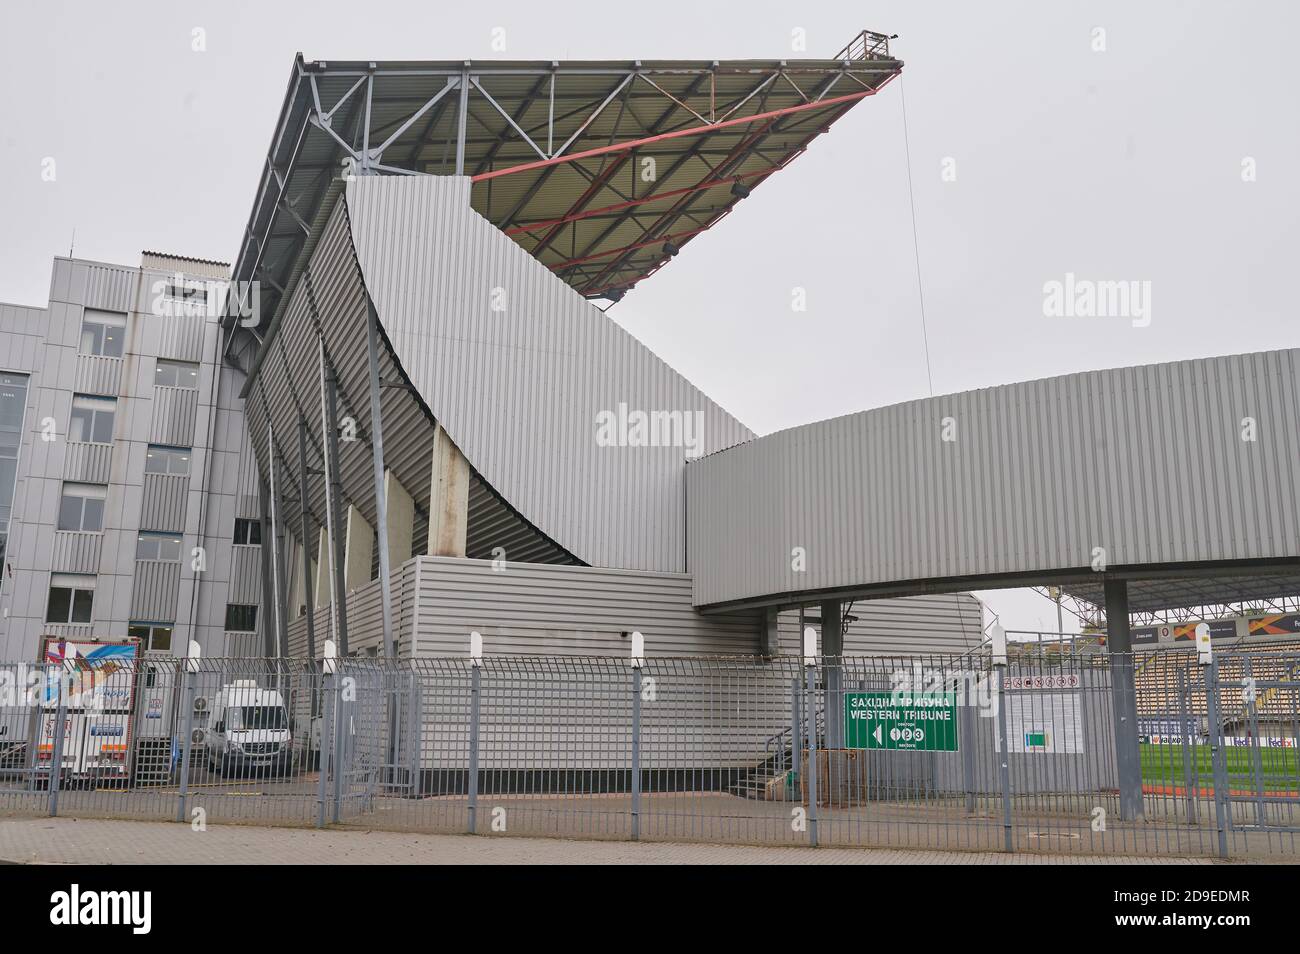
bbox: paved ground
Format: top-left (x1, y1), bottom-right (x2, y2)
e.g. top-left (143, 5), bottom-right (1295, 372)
top-left (0, 816), bottom-right (1222, 864)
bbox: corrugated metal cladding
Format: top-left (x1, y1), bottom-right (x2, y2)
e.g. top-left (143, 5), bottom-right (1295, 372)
top-left (74, 354), bottom-right (123, 396)
top-left (245, 196), bottom-right (572, 569)
top-left (344, 175), bottom-right (754, 573)
top-left (140, 253), bottom-right (229, 281)
top-left (229, 546), bottom-right (262, 604)
top-left (283, 556), bottom-right (762, 658)
top-left (688, 349), bottom-right (1300, 608)
top-left (62, 442), bottom-right (112, 484)
top-left (74, 262), bottom-right (136, 313)
top-left (129, 561), bottom-right (182, 621)
top-left (139, 473), bottom-right (188, 532)
top-left (775, 594), bottom-right (984, 656)
top-left (148, 387), bottom-right (199, 446)
top-left (156, 315), bottom-right (206, 363)
top-left (50, 532), bottom-right (102, 575)
top-left (407, 557), bottom-right (762, 657)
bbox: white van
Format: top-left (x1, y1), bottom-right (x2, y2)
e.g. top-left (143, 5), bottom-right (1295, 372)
top-left (204, 681), bottom-right (293, 776)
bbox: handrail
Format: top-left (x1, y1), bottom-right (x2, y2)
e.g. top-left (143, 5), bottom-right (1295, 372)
top-left (834, 30), bottom-right (893, 62)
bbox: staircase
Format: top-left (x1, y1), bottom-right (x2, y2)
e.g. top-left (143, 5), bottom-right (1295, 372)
top-left (728, 714), bottom-right (825, 800)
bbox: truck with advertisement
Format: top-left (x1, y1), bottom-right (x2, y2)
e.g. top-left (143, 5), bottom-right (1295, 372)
top-left (37, 636), bottom-right (141, 783)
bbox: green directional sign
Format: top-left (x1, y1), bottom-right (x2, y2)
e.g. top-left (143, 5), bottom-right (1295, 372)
top-left (844, 692), bottom-right (959, 752)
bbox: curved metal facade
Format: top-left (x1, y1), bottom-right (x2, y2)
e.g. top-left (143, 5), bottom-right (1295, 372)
top-left (345, 175), bottom-right (754, 572)
top-left (687, 349), bottom-right (1300, 608)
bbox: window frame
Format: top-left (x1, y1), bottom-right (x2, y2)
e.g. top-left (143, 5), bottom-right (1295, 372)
top-left (153, 359), bottom-right (200, 390)
top-left (78, 310), bottom-right (127, 359)
top-left (135, 531), bottom-right (184, 562)
top-left (57, 482), bottom-right (108, 533)
top-left (224, 604), bottom-right (258, 633)
top-left (144, 444), bottom-right (192, 477)
top-left (233, 517), bottom-right (262, 546)
top-left (68, 395), bottom-right (117, 445)
top-left (46, 574), bottom-right (96, 624)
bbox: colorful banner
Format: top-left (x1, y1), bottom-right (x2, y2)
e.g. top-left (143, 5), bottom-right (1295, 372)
top-left (1247, 613), bottom-right (1300, 638)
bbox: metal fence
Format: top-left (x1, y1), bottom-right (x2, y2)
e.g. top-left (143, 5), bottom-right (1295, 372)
top-left (1, 649), bottom-right (1296, 858)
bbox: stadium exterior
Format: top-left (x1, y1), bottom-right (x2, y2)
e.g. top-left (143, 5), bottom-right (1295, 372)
top-left (0, 33), bottom-right (992, 670)
top-left (2, 31), bottom-right (1296, 673)
top-left (0, 31), bottom-right (1296, 855)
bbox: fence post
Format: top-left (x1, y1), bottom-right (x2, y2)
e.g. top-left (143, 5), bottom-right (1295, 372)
top-left (991, 624), bottom-right (1013, 852)
top-left (630, 632), bottom-right (644, 841)
top-left (406, 670), bottom-right (421, 797)
top-left (331, 661), bottom-right (345, 824)
top-left (1177, 667), bottom-right (1197, 825)
top-left (802, 627), bottom-right (819, 848)
top-left (961, 687), bottom-right (976, 814)
top-left (47, 662), bottom-right (68, 817)
top-left (1204, 654), bottom-right (1229, 858)
top-left (175, 642), bottom-right (201, 823)
top-left (467, 631), bottom-right (482, 834)
top-left (317, 640), bottom-right (336, 829)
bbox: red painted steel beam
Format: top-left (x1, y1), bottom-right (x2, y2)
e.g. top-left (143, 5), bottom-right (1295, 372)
top-left (546, 226), bottom-right (710, 271)
top-left (470, 87), bottom-right (878, 184)
top-left (579, 74), bottom-right (896, 297)
top-left (506, 166), bottom-right (780, 238)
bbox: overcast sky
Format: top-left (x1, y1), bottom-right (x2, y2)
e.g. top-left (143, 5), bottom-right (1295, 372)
top-left (1, 0), bottom-right (1296, 633)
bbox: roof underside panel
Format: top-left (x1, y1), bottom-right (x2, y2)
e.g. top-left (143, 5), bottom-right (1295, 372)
top-left (232, 45), bottom-right (902, 329)
top-left (344, 174), bottom-right (755, 572)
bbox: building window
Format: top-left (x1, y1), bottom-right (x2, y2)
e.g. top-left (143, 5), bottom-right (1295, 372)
top-left (68, 395), bottom-right (116, 444)
top-left (225, 604), bottom-right (257, 633)
top-left (79, 310), bottom-right (126, 358)
top-left (233, 517), bottom-right (261, 546)
top-left (128, 622), bottom-right (173, 652)
top-left (136, 532), bottom-right (183, 561)
top-left (0, 372), bottom-right (29, 566)
top-left (46, 573), bottom-right (95, 624)
top-left (144, 444), bottom-right (191, 476)
top-left (154, 359), bottom-right (200, 389)
top-left (57, 482), bottom-right (107, 532)
top-left (164, 282), bottom-right (208, 306)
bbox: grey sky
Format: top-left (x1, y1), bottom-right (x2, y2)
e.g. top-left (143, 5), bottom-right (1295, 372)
top-left (1, 0), bottom-right (1295, 632)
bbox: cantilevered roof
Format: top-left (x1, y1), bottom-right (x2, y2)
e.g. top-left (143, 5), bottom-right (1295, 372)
top-left (231, 29), bottom-right (902, 329)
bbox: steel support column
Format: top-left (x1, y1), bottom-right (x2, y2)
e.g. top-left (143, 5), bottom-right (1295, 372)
top-left (319, 342), bottom-right (350, 656)
top-left (268, 429), bottom-right (289, 658)
top-left (258, 474), bottom-right (278, 659)
top-left (1105, 577), bottom-right (1145, 820)
top-left (821, 600), bottom-right (844, 750)
top-left (365, 303), bottom-right (395, 659)
top-left (298, 419), bottom-right (318, 662)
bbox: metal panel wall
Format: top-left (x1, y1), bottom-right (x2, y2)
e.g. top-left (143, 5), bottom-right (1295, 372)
top-left (688, 349), bottom-right (1300, 607)
top-left (50, 531), bottom-right (102, 575)
top-left (79, 263), bottom-right (136, 313)
top-left (775, 594), bottom-right (984, 655)
top-left (149, 386), bottom-right (199, 446)
top-left (229, 545), bottom-right (262, 604)
top-left (129, 560), bottom-right (183, 621)
top-left (74, 353), bottom-right (123, 396)
top-left (139, 473), bottom-right (188, 532)
top-left (407, 557), bottom-right (764, 657)
top-left (243, 196), bottom-right (573, 581)
top-left (344, 175), bottom-right (754, 573)
top-left (156, 315), bottom-right (206, 363)
top-left (62, 442), bottom-right (112, 484)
